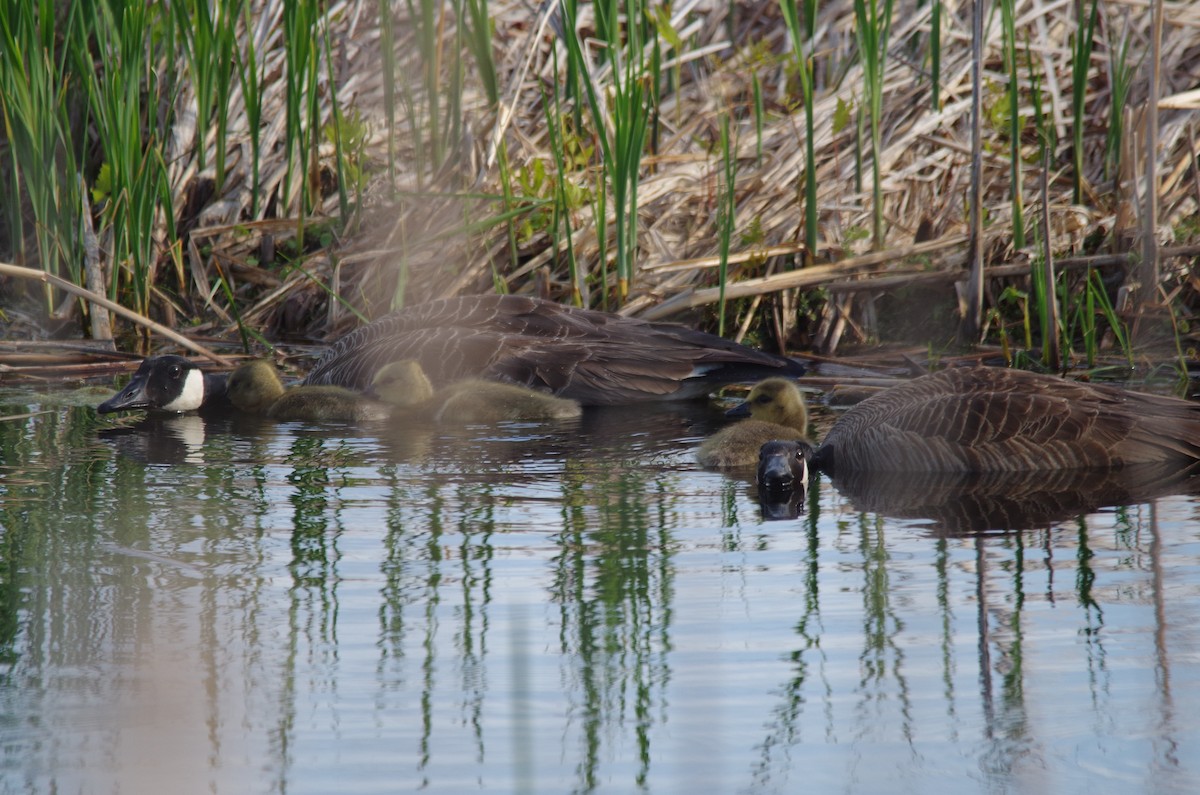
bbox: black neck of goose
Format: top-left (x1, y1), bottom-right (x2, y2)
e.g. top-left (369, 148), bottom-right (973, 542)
top-left (198, 371), bottom-right (232, 413)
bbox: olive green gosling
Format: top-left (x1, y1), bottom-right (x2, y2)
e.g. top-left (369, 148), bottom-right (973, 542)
top-left (372, 360), bottom-right (583, 423)
top-left (696, 378), bottom-right (813, 468)
top-left (369, 360), bottom-right (436, 410)
top-left (227, 359), bottom-right (389, 422)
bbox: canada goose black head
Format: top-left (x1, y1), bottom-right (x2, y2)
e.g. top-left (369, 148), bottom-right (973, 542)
top-left (757, 439), bottom-right (814, 493)
top-left (725, 378), bottom-right (809, 430)
top-left (302, 294), bottom-right (807, 405)
top-left (97, 355), bottom-right (228, 414)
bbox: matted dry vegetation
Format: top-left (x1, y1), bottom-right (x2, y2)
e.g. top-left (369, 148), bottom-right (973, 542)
top-left (4, 0), bottom-right (1200, 369)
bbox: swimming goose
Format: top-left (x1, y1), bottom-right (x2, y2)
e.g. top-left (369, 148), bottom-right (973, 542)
top-left (302, 294), bottom-right (807, 405)
top-left (812, 366), bottom-right (1200, 474)
top-left (227, 359), bottom-right (389, 422)
top-left (696, 378), bottom-right (812, 468)
top-left (371, 360), bottom-right (583, 423)
top-left (757, 439), bottom-right (814, 492)
top-left (97, 355), bottom-right (230, 414)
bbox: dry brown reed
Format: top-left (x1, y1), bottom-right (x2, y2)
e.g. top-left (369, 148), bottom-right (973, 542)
top-left (107, 0), bottom-right (1200, 357)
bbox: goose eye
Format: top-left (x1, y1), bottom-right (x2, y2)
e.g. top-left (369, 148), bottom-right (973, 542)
top-left (169, 364), bottom-right (182, 378)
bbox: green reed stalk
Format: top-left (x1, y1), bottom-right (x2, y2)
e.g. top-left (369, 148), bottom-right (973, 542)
top-left (0, 0), bottom-right (83, 295)
top-left (1087, 269), bottom-right (1132, 365)
top-left (716, 115), bottom-right (737, 337)
top-left (1025, 35), bottom-right (1055, 158)
top-left (378, 0), bottom-right (397, 189)
top-left (81, 0), bottom-right (176, 315)
top-left (1070, 0), bottom-right (1099, 204)
top-left (542, 82), bottom-right (584, 306)
top-left (168, 0), bottom-right (238, 188)
top-left (236, 0), bottom-right (265, 218)
top-left (930, 0), bottom-right (941, 109)
top-left (1103, 24), bottom-right (1135, 181)
top-left (592, 167), bottom-right (609, 311)
top-left (998, 285), bottom-right (1032, 351)
top-left (852, 0), bottom-right (894, 248)
top-left (998, 0), bottom-right (1024, 249)
top-left (170, 0), bottom-right (213, 172)
top-left (752, 74), bottom-right (764, 166)
top-left (560, 0), bottom-right (652, 304)
top-left (282, 0), bottom-right (320, 228)
top-left (780, 0), bottom-right (819, 257)
top-left (404, 0), bottom-right (446, 175)
top-left (1030, 254), bottom-right (1051, 361)
top-left (496, 144), bottom-right (521, 278)
top-left (321, 26), bottom-right (350, 225)
top-left (1069, 270), bottom-right (1098, 366)
top-left (210, 0), bottom-right (238, 193)
top-left (464, 0), bottom-right (498, 106)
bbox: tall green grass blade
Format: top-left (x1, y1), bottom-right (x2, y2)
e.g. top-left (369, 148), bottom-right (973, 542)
top-left (559, 0), bottom-right (652, 304)
top-left (1070, 0), bottom-right (1099, 204)
top-left (999, 0), bottom-right (1024, 249)
top-left (852, 0), bottom-right (894, 248)
top-left (780, 0), bottom-right (819, 257)
top-left (378, 0), bottom-right (398, 189)
top-left (0, 0), bottom-right (84, 296)
top-left (717, 115), bottom-right (737, 336)
top-left (1103, 22), bottom-right (1136, 181)
top-left (930, 0), bottom-right (941, 109)
top-left (236, 0), bottom-right (265, 218)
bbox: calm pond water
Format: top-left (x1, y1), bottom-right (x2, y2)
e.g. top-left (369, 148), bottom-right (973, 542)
top-left (1, 384), bottom-right (1199, 794)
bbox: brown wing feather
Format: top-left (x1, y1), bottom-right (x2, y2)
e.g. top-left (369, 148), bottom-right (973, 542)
top-left (817, 367), bottom-right (1200, 473)
top-left (302, 294), bottom-right (805, 404)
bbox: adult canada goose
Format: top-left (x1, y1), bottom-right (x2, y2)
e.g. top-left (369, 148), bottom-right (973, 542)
top-left (813, 366), bottom-right (1200, 474)
top-left (371, 360), bottom-right (583, 423)
top-left (227, 359), bottom-right (389, 422)
top-left (696, 378), bottom-right (812, 468)
top-left (97, 355), bottom-right (230, 414)
top-left (757, 439), bottom-right (814, 492)
top-left (303, 293), bottom-right (807, 405)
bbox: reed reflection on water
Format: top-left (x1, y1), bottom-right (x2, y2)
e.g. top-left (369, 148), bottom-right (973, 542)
top-left (0, 394), bottom-right (1198, 793)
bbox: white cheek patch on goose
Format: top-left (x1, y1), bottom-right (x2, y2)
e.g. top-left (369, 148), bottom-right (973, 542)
top-left (161, 369), bottom-right (206, 412)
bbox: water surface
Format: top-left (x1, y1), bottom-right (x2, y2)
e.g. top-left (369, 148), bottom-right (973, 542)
top-left (0, 389), bottom-right (1198, 794)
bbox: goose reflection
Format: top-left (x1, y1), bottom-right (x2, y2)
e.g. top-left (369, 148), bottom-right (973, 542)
top-left (828, 462), bottom-right (1200, 534)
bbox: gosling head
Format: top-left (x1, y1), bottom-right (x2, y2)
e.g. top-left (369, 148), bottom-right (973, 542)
top-left (757, 439), bottom-right (813, 494)
top-left (226, 359), bottom-right (286, 414)
top-left (726, 378), bottom-right (809, 431)
top-left (371, 360), bottom-right (436, 408)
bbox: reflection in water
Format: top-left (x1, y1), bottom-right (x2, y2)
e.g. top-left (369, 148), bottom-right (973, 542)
top-left (0, 394), bottom-right (1199, 792)
top-left (829, 463), bottom-right (1200, 534)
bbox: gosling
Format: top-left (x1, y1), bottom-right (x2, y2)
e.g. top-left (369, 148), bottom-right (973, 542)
top-left (371, 360), bottom-right (583, 423)
top-left (227, 359), bottom-right (389, 422)
top-left (696, 378), bottom-right (812, 468)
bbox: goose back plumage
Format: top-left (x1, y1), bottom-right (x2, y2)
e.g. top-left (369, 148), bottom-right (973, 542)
top-left (814, 366), bottom-right (1200, 474)
top-left (303, 294), bottom-right (806, 405)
